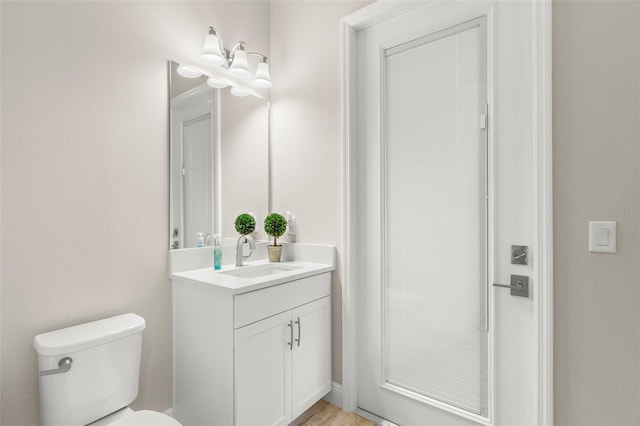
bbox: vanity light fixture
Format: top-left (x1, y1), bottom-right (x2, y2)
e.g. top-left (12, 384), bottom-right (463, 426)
top-left (200, 27), bottom-right (272, 88)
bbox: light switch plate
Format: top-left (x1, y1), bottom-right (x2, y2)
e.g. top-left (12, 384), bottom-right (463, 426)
top-left (589, 221), bottom-right (616, 253)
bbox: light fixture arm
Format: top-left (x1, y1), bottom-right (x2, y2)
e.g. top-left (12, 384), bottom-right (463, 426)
top-left (247, 53), bottom-right (268, 63)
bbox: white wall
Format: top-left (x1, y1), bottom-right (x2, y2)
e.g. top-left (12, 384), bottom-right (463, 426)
top-left (553, 1), bottom-right (640, 424)
top-left (0, 2), bottom-right (269, 425)
top-left (269, 0), bottom-right (372, 384)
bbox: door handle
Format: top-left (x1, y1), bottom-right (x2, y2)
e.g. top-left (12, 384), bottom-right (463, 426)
top-left (287, 321), bottom-right (293, 350)
top-left (493, 275), bottom-right (529, 297)
top-left (294, 317), bottom-right (301, 347)
top-left (40, 357), bottom-right (73, 376)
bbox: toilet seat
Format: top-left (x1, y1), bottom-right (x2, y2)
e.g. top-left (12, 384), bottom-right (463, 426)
top-left (108, 410), bottom-right (182, 426)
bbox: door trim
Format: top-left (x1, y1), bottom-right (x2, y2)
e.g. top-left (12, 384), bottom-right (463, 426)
top-left (340, 1), bottom-right (553, 424)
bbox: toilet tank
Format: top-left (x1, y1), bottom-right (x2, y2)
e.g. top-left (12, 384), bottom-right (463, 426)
top-left (33, 313), bottom-right (146, 426)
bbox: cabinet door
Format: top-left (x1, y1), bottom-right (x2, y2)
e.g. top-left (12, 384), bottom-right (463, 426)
top-left (291, 297), bottom-right (332, 419)
top-left (235, 311), bottom-right (292, 426)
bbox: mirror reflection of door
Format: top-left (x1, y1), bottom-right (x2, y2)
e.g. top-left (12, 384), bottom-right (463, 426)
top-left (170, 84), bottom-right (218, 249)
top-left (182, 114), bottom-right (214, 248)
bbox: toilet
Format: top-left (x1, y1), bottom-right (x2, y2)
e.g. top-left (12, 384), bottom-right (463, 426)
top-left (33, 313), bottom-right (181, 426)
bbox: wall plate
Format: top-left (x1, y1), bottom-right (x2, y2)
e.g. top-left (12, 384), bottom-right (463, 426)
top-left (511, 245), bottom-right (528, 265)
top-left (509, 275), bottom-right (529, 297)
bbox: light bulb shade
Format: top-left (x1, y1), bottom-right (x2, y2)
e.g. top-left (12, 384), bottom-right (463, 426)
top-left (201, 33), bottom-right (225, 65)
top-left (229, 50), bottom-right (251, 76)
top-left (207, 75), bottom-right (228, 89)
top-left (253, 61), bottom-right (272, 88)
top-left (230, 87), bottom-right (250, 97)
top-left (176, 64), bottom-right (202, 78)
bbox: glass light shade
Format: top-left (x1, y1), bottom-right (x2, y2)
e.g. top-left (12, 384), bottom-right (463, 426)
top-left (176, 64), bottom-right (202, 78)
top-left (230, 87), bottom-right (250, 97)
top-left (229, 50), bottom-right (251, 76)
top-left (253, 62), bottom-right (272, 88)
top-left (201, 33), bottom-right (225, 65)
top-left (207, 75), bottom-right (228, 89)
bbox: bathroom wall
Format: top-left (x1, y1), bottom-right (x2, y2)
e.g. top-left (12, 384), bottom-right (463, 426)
top-left (553, 1), bottom-right (640, 424)
top-left (269, 0), bottom-right (372, 385)
top-left (0, 2), bottom-right (269, 424)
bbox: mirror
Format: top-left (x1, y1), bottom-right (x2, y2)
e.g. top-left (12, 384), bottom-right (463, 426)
top-left (168, 61), bottom-right (269, 249)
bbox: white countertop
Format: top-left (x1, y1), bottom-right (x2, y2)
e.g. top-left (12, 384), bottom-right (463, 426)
top-left (171, 259), bottom-right (335, 295)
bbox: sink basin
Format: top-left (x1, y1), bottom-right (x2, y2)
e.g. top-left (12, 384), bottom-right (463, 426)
top-left (220, 263), bottom-right (302, 279)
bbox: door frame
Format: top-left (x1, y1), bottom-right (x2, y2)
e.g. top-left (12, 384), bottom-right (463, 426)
top-left (340, 1), bottom-right (553, 424)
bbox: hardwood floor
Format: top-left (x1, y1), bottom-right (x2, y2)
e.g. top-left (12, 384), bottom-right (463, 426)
top-left (297, 400), bottom-right (375, 426)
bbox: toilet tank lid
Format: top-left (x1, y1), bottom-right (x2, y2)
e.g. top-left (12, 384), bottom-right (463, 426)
top-left (33, 313), bottom-right (145, 356)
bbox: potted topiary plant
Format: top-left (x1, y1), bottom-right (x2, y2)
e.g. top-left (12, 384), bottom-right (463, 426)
top-left (264, 213), bottom-right (287, 262)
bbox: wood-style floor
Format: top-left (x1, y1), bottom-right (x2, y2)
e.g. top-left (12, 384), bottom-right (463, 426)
top-left (297, 400), bottom-right (375, 426)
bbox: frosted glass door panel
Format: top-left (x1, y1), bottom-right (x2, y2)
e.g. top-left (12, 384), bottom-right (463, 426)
top-left (384, 21), bottom-right (487, 415)
top-left (183, 115), bottom-right (214, 248)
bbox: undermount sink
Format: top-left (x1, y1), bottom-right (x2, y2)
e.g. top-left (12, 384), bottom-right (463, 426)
top-left (220, 263), bottom-right (302, 279)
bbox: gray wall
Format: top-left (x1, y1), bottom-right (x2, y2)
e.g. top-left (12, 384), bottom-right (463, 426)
top-left (553, 1), bottom-right (640, 424)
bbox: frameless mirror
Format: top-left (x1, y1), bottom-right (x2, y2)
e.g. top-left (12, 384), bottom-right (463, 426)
top-left (168, 61), bottom-right (269, 249)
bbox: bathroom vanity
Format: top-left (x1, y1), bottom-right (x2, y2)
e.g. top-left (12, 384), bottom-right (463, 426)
top-left (170, 244), bottom-right (334, 426)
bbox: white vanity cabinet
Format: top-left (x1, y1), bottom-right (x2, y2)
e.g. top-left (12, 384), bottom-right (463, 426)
top-left (172, 269), bottom-right (331, 426)
top-left (235, 296), bottom-right (331, 425)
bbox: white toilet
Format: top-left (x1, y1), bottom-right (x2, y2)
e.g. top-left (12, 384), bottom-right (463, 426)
top-left (33, 313), bottom-right (181, 426)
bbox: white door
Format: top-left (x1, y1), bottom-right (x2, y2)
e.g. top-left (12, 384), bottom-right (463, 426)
top-left (349, 1), bottom-right (551, 425)
top-left (170, 84), bottom-right (219, 249)
top-left (291, 297), bottom-right (332, 419)
top-left (235, 311), bottom-right (292, 426)
top-left (183, 114), bottom-right (214, 248)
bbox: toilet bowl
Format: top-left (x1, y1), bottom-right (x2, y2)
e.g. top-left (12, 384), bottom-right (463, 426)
top-left (33, 313), bottom-right (182, 426)
top-left (90, 408), bottom-right (180, 426)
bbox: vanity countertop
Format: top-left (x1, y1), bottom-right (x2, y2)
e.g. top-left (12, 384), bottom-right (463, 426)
top-left (171, 259), bottom-right (334, 295)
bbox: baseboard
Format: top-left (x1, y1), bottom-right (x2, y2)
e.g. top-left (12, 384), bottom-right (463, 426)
top-left (164, 384), bottom-right (341, 420)
top-left (322, 382), bottom-right (343, 408)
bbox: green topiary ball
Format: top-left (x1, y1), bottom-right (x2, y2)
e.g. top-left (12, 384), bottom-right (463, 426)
top-left (235, 213), bottom-right (256, 235)
top-left (264, 213), bottom-right (287, 245)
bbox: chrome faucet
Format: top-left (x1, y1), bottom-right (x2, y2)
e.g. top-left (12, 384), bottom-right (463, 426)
top-left (203, 233), bottom-right (215, 246)
top-left (236, 235), bottom-right (255, 267)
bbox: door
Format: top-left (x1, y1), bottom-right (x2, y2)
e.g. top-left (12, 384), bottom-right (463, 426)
top-left (182, 114), bottom-right (214, 248)
top-left (291, 297), bottom-right (332, 419)
top-left (350, 1), bottom-right (550, 425)
top-left (170, 85), bottom-right (219, 249)
top-left (235, 311), bottom-right (292, 426)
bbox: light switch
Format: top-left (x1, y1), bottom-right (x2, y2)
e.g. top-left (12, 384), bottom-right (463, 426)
top-left (589, 221), bottom-right (616, 253)
top-left (595, 229), bottom-right (609, 246)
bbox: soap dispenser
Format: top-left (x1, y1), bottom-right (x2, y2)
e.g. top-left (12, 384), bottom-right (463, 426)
top-left (196, 233), bottom-right (205, 248)
top-left (213, 234), bottom-right (222, 270)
